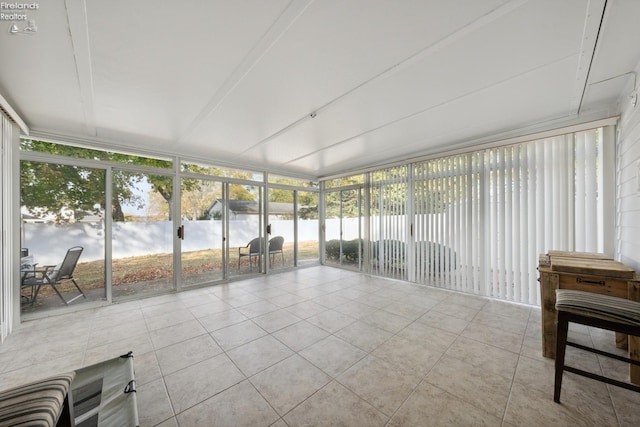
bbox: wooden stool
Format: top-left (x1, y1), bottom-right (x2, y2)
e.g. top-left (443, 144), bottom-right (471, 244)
top-left (554, 289), bottom-right (640, 403)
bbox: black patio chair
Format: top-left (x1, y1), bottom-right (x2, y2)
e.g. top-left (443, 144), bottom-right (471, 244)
top-left (21, 246), bottom-right (86, 306)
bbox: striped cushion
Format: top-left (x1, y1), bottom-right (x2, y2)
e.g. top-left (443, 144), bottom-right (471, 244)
top-left (0, 372), bottom-right (75, 427)
top-left (556, 289), bottom-right (640, 326)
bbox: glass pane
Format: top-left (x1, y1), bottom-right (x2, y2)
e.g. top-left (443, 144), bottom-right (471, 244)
top-left (324, 174), bottom-right (365, 189)
top-left (228, 184), bottom-right (264, 277)
top-left (20, 161), bottom-right (106, 314)
top-left (324, 191), bottom-right (341, 266)
top-left (181, 161), bottom-right (263, 182)
top-left (20, 139), bottom-right (173, 169)
top-left (112, 171), bottom-right (174, 299)
top-left (181, 178), bottom-right (224, 286)
top-left (298, 191), bottom-right (319, 266)
top-left (268, 189), bottom-right (294, 271)
top-left (268, 174), bottom-right (318, 188)
top-left (340, 189), bottom-right (361, 270)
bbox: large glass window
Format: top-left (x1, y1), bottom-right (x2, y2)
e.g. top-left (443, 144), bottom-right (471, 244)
top-left (322, 127), bottom-right (610, 306)
top-left (20, 161), bottom-right (106, 313)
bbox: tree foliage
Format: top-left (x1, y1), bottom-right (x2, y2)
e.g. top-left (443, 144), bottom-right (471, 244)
top-left (20, 139), bottom-right (320, 223)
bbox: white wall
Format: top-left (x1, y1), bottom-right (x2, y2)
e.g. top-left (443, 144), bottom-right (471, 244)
top-left (616, 66), bottom-right (640, 271)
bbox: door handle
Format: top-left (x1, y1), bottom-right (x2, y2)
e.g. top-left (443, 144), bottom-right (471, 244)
top-left (177, 225), bottom-right (185, 240)
top-left (267, 224), bottom-right (271, 234)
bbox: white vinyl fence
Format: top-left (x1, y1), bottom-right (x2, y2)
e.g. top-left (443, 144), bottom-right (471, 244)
top-left (23, 219), bottom-right (320, 265)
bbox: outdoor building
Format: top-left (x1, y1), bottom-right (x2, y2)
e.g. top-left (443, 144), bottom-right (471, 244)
top-left (1, 1), bottom-right (640, 426)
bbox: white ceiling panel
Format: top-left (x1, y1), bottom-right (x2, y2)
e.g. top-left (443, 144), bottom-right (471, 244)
top-left (0, 0), bottom-right (87, 135)
top-left (86, 0), bottom-right (291, 145)
top-left (187, 0), bottom-right (512, 150)
top-left (286, 55), bottom-right (578, 175)
top-left (1, 0), bottom-right (638, 178)
top-left (240, 0), bottom-right (587, 169)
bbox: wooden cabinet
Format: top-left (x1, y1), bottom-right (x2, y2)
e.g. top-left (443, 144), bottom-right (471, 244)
top-left (538, 251), bottom-right (640, 384)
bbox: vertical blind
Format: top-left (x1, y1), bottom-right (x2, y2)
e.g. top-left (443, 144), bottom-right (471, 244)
top-left (411, 129), bottom-right (604, 304)
top-left (346, 128), bottom-right (606, 305)
top-left (369, 167), bottom-right (409, 280)
top-left (1, 114), bottom-right (16, 342)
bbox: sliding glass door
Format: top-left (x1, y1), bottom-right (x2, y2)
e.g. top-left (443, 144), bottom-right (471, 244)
top-left (180, 178), bottom-right (224, 286)
top-left (111, 171), bottom-right (174, 300)
top-left (228, 183), bottom-right (265, 277)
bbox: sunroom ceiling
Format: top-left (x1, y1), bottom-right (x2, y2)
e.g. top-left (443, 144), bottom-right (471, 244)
top-left (1, 0), bottom-right (639, 178)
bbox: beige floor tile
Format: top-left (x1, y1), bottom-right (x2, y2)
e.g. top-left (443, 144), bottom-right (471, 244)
top-left (333, 300), bottom-right (379, 319)
top-left (504, 381), bottom-right (617, 427)
top-left (10, 267), bottom-right (640, 425)
top-left (372, 335), bottom-right (443, 377)
top-left (149, 319), bottom-right (207, 350)
top-left (84, 332), bottom-right (154, 366)
top-left (210, 319), bottom-right (267, 350)
top-left (381, 300), bottom-right (429, 320)
top-left (156, 334), bottom-right (223, 375)
top-left (141, 301), bottom-right (186, 318)
top-left (609, 385), bottom-right (640, 427)
top-left (236, 300), bottom-right (281, 318)
top-left (285, 300), bottom-right (328, 318)
top-left (197, 308), bottom-right (248, 331)
top-left (460, 321), bottom-right (525, 354)
top-left (299, 335), bottom-right (367, 377)
top-left (334, 320), bottom-right (393, 352)
top-left (425, 356), bottom-right (512, 418)
top-left (480, 299), bottom-right (531, 321)
top-left (359, 310), bottom-right (413, 334)
top-left (267, 292), bottom-right (308, 308)
top-left (445, 336), bottom-right (519, 380)
top-left (312, 293), bottom-right (353, 309)
top-left (144, 308), bottom-right (195, 331)
top-left (227, 335), bottom-right (293, 376)
top-left (251, 309), bottom-right (302, 333)
top-left (164, 353), bottom-right (245, 414)
top-left (249, 354), bottom-right (331, 415)
top-left (154, 416), bottom-right (178, 427)
top-left (177, 380), bottom-right (279, 427)
top-left (271, 320), bottom-right (330, 351)
top-left (472, 311), bottom-right (528, 335)
top-left (396, 322), bottom-right (457, 352)
top-left (417, 309), bottom-right (470, 334)
top-left (134, 350), bottom-right (163, 386)
top-left (388, 381), bottom-right (502, 427)
top-left (431, 300), bottom-right (479, 321)
top-left (306, 309), bottom-right (355, 333)
top-left (337, 355), bottom-right (421, 416)
top-left (284, 381), bottom-right (388, 426)
top-left (223, 292), bottom-right (265, 308)
top-left (136, 378), bottom-right (174, 427)
top-left (187, 299), bottom-right (232, 318)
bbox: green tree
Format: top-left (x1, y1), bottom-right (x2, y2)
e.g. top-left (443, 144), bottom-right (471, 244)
top-left (21, 139), bottom-right (173, 222)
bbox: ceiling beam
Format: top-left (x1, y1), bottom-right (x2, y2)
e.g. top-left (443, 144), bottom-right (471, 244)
top-left (570, 0), bottom-right (608, 114)
top-left (178, 0), bottom-right (314, 146)
top-left (65, 0), bottom-right (97, 136)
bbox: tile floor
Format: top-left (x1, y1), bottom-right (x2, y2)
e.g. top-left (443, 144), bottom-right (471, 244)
top-left (1, 266), bottom-right (639, 426)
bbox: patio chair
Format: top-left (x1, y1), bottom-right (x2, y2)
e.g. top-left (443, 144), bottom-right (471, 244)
top-left (238, 237), bottom-right (262, 271)
top-left (21, 246), bottom-right (86, 306)
top-left (269, 236), bottom-right (285, 265)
